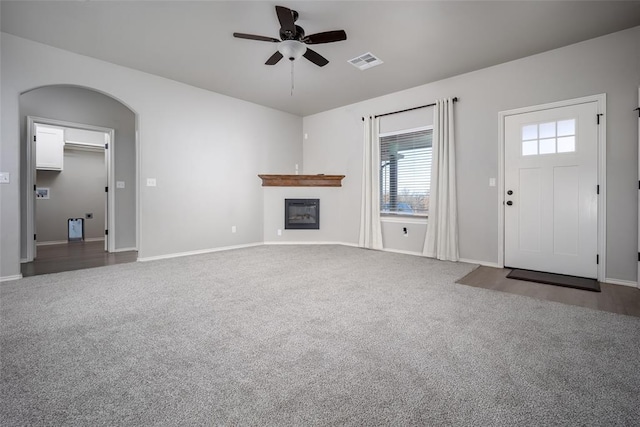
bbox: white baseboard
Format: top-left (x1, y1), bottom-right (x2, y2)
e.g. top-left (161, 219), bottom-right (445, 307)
top-left (112, 247), bottom-right (137, 253)
top-left (140, 241), bottom-right (360, 262)
top-left (85, 237), bottom-right (105, 243)
top-left (459, 258), bottom-right (501, 268)
top-left (37, 237), bottom-right (104, 247)
top-left (136, 241), bottom-right (505, 267)
top-left (264, 241), bottom-right (354, 246)
top-left (36, 240), bottom-right (68, 246)
top-left (378, 251), bottom-right (498, 266)
top-left (1, 274), bottom-right (23, 282)
top-left (340, 242), bottom-right (360, 248)
top-left (263, 243), bottom-right (491, 266)
top-left (137, 242), bottom-right (263, 262)
top-left (382, 248), bottom-right (423, 257)
top-left (604, 278), bottom-right (638, 288)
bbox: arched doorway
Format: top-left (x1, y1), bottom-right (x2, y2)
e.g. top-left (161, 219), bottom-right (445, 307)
top-left (19, 85), bottom-right (138, 276)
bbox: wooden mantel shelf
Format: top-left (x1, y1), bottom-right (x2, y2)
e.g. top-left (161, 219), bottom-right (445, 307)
top-left (258, 174), bottom-right (345, 187)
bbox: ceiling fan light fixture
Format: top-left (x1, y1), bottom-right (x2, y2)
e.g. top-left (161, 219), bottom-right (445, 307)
top-left (233, 6), bottom-right (343, 67)
top-left (278, 40), bottom-right (307, 61)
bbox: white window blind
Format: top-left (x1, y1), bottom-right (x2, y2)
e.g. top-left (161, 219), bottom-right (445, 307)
top-left (380, 128), bottom-right (432, 216)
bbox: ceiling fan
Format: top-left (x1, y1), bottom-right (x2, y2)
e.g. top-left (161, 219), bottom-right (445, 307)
top-left (233, 5), bottom-right (347, 67)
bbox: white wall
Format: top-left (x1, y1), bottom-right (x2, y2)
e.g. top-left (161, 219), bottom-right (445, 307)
top-left (303, 26), bottom-right (640, 281)
top-left (1, 33), bottom-right (302, 278)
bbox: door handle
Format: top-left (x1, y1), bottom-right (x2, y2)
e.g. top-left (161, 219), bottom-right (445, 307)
top-left (506, 201), bottom-right (513, 206)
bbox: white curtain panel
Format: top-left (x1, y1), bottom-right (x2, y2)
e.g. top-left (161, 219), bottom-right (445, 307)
top-left (359, 116), bottom-right (383, 250)
top-left (423, 98), bottom-right (459, 261)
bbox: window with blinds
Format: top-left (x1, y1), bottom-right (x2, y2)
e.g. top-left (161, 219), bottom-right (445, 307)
top-left (380, 127), bottom-right (432, 216)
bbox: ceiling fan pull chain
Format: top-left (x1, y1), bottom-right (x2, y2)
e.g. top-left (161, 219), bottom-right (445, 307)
top-left (290, 60), bottom-right (294, 96)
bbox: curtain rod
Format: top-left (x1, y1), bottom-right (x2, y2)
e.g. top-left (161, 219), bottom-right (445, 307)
top-left (361, 97), bottom-right (458, 121)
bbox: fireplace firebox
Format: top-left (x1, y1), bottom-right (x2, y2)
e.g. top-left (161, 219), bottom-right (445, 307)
top-left (285, 199), bottom-right (320, 230)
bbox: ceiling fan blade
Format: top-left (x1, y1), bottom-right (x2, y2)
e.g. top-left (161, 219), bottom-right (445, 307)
top-left (233, 32), bottom-right (280, 43)
top-left (303, 30), bottom-right (347, 45)
top-left (303, 48), bottom-right (329, 67)
top-left (265, 51), bottom-right (284, 65)
top-left (275, 5), bottom-right (296, 36)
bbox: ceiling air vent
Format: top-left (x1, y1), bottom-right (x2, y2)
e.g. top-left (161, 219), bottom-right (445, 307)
top-left (348, 52), bottom-right (383, 70)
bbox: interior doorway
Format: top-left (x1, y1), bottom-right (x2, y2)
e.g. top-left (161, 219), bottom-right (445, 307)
top-left (25, 117), bottom-right (115, 263)
top-left (498, 94), bottom-right (606, 282)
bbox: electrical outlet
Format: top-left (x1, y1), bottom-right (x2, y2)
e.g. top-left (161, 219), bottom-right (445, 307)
top-left (116, 181), bottom-right (125, 189)
top-left (277, 229), bottom-right (282, 236)
top-left (231, 225), bottom-right (237, 233)
top-left (146, 178), bottom-right (156, 187)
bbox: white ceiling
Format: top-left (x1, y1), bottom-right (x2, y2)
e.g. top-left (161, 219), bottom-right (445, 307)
top-left (2, 1), bottom-right (640, 116)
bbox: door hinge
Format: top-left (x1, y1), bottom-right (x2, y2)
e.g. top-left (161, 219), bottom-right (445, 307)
top-left (596, 254), bottom-right (599, 264)
top-left (105, 229), bottom-right (108, 236)
top-left (105, 186), bottom-right (108, 192)
top-left (596, 185), bottom-right (600, 195)
top-left (33, 135), bottom-right (36, 142)
top-left (34, 234), bottom-right (36, 240)
top-left (596, 114), bottom-right (603, 125)
top-left (638, 252), bottom-right (640, 262)
top-left (634, 107), bottom-right (640, 117)
top-left (34, 184), bottom-right (36, 191)
top-left (105, 143), bottom-right (108, 149)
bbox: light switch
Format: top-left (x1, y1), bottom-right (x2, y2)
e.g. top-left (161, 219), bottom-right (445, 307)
top-left (0, 172), bottom-right (9, 184)
top-left (116, 181), bottom-right (125, 189)
top-left (489, 177), bottom-right (496, 187)
top-left (146, 178), bottom-right (157, 187)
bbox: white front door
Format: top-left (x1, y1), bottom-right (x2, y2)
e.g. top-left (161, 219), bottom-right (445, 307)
top-left (504, 101), bottom-right (599, 278)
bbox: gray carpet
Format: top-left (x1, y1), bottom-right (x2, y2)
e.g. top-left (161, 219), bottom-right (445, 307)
top-left (1, 245), bottom-right (639, 426)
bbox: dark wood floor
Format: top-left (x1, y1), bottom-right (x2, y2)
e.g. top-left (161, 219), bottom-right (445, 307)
top-left (458, 266), bottom-right (640, 318)
top-left (21, 241), bottom-right (137, 277)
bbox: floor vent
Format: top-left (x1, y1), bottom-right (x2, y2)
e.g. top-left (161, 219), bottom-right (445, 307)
top-left (348, 52), bottom-right (383, 70)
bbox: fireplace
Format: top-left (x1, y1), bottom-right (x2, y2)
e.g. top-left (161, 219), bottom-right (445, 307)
top-left (285, 199), bottom-right (320, 230)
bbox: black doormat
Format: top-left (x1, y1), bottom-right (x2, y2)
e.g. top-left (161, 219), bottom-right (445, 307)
top-left (506, 269), bottom-right (601, 292)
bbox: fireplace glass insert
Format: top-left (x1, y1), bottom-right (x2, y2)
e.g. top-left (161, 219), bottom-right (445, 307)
top-left (285, 199), bottom-right (320, 230)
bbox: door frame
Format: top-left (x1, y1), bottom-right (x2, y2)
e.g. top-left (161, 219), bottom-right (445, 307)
top-left (497, 94), bottom-right (606, 282)
top-left (25, 116), bottom-right (116, 261)
top-left (637, 87), bottom-right (640, 288)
